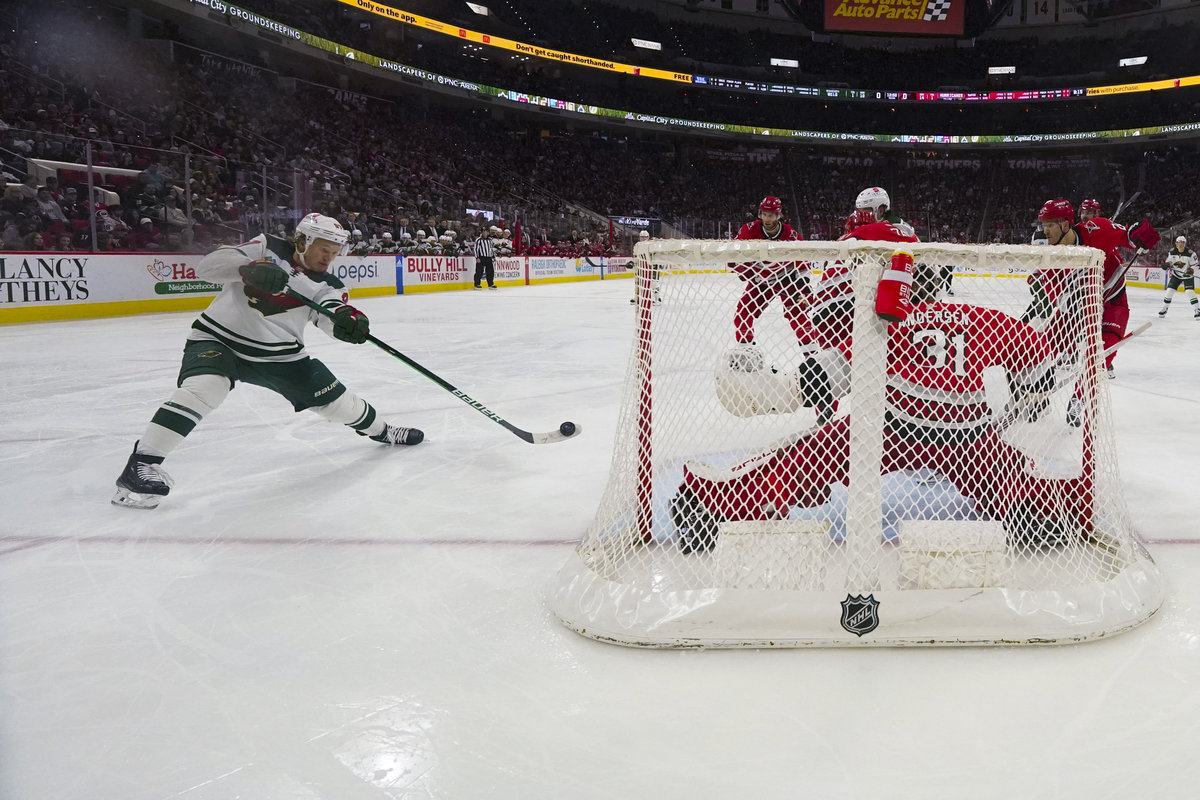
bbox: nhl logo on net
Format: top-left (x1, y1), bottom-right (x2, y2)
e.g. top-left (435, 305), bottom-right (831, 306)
top-left (840, 593), bottom-right (880, 637)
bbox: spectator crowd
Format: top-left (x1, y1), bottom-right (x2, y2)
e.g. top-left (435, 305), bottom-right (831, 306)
top-left (2, 0), bottom-right (1198, 263)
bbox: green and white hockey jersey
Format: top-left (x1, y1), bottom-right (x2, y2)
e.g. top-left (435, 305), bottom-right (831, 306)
top-left (187, 234), bottom-right (349, 362)
top-left (1164, 247), bottom-right (1198, 280)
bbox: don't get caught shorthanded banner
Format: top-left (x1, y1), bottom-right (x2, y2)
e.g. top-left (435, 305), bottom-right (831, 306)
top-left (825, 0), bottom-right (964, 36)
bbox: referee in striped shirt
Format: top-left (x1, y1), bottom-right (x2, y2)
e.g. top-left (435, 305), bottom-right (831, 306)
top-left (473, 228), bottom-right (497, 289)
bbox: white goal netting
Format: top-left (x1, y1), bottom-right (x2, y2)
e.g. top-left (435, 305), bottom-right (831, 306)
top-left (550, 240), bottom-right (1163, 647)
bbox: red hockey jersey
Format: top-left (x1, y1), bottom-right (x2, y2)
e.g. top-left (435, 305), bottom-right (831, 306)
top-left (1074, 217), bottom-right (1135, 302)
top-left (1032, 216), bottom-right (1134, 310)
top-left (732, 219), bottom-right (803, 282)
top-left (887, 302), bottom-right (1053, 443)
top-left (811, 217), bottom-right (919, 331)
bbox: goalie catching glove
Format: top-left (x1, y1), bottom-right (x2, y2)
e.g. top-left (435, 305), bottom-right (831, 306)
top-left (239, 259), bottom-right (289, 293)
top-left (331, 304), bottom-right (370, 344)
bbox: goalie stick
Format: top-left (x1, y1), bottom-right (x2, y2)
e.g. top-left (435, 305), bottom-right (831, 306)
top-left (284, 289), bottom-right (581, 445)
top-left (994, 321), bottom-right (1150, 430)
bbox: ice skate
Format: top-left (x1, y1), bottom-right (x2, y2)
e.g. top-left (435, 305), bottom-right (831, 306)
top-left (1106, 366), bottom-right (1116, 380)
top-left (1158, 307), bottom-right (1168, 317)
top-left (1066, 395), bottom-right (1084, 428)
top-left (669, 486), bottom-right (720, 554)
top-left (111, 442), bottom-right (174, 509)
top-left (366, 425), bottom-right (424, 445)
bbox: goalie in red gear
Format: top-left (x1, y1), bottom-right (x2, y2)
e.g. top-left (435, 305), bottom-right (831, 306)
top-left (801, 191), bottom-right (920, 424)
top-left (671, 259), bottom-right (1076, 555)
top-left (1034, 198), bottom-right (1158, 382)
top-left (727, 196), bottom-right (816, 372)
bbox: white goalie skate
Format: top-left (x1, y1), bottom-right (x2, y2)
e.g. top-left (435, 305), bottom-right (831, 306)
top-left (111, 443), bottom-right (174, 510)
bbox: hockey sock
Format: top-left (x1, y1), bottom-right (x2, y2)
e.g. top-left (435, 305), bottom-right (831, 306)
top-left (311, 391), bottom-right (386, 437)
top-left (138, 374), bottom-right (231, 458)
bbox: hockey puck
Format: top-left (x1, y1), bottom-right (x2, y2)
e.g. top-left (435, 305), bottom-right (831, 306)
top-left (559, 421), bottom-right (576, 436)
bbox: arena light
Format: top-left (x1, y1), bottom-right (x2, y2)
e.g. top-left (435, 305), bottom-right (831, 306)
top-left (631, 38), bottom-right (662, 51)
top-left (988, 66), bottom-right (1016, 75)
top-left (1119, 56), bottom-right (1148, 67)
top-left (466, 2), bottom-right (488, 15)
top-left (770, 58), bottom-right (800, 68)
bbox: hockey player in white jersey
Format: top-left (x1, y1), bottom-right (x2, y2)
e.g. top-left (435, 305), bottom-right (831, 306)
top-left (113, 213), bottom-right (423, 509)
top-left (1158, 235), bottom-right (1200, 318)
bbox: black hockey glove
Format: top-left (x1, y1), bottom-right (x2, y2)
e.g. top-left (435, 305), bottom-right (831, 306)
top-left (239, 259), bottom-right (289, 293)
top-left (1127, 219), bottom-right (1160, 251)
top-left (331, 305), bottom-right (370, 344)
top-left (796, 356), bottom-right (834, 413)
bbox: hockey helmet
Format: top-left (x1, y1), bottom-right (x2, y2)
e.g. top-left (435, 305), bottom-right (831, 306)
top-left (1079, 198), bottom-right (1101, 213)
top-left (1037, 199), bottom-right (1074, 226)
top-left (382, 232), bottom-right (393, 239)
top-left (759, 196), bottom-right (783, 214)
top-left (639, 230), bottom-right (650, 240)
top-left (295, 213), bottom-right (349, 247)
top-left (855, 187), bottom-right (890, 213)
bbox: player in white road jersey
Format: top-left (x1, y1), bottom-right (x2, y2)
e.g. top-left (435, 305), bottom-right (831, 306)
top-left (1158, 235), bottom-right (1200, 318)
top-left (113, 213), bottom-right (423, 509)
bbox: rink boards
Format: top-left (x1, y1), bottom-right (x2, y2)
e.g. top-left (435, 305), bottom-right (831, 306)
top-left (0, 251), bottom-right (1169, 324)
top-left (0, 252), bottom-right (635, 323)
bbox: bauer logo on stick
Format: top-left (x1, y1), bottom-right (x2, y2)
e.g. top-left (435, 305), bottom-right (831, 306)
top-left (840, 593), bottom-right (880, 636)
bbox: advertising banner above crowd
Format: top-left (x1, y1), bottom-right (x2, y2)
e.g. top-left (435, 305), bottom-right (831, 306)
top-left (824, 0), bottom-right (965, 35)
top-left (178, 0), bottom-right (1200, 150)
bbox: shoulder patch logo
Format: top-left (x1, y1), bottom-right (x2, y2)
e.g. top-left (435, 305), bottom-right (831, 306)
top-left (840, 593), bottom-right (880, 637)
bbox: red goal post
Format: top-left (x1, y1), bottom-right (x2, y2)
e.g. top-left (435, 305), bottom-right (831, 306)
top-left (550, 239), bottom-right (1163, 647)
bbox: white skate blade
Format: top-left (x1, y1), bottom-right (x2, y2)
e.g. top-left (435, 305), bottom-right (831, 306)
top-left (111, 487), bottom-right (163, 509)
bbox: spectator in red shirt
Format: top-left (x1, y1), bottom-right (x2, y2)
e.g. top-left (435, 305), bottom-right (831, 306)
top-left (131, 217), bottom-right (163, 251)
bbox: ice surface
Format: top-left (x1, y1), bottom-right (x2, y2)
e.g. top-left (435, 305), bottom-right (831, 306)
top-left (2, 280), bottom-right (1198, 799)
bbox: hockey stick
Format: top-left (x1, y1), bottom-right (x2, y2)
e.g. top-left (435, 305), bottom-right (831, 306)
top-left (994, 321), bottom-right (1150, 430)
top-left (284, 289), bottom-right (581, 444)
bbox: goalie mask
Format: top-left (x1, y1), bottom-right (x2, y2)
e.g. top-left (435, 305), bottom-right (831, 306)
top-left (295, 213), bottom-right (349, 256)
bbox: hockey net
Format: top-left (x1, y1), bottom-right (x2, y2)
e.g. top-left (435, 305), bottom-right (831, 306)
top-left (550, 240), bottom-right (1163, 647)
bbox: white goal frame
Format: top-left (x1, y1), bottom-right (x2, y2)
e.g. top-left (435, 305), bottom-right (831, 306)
top-left (550, 240), bottom-right (1163, 647)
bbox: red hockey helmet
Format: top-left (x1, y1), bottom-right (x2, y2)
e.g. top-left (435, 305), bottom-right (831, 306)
top-left (759, 196), bottom-right (783, 214)
top-left (1079, 198), bottom-right (1101, 213)
top-left (1037, 199), bottom-right (1075, 226)
top-left (845, 208), bottom-right (875, 233)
